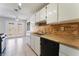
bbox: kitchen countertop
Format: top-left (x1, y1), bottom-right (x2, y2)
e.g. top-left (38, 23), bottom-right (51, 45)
top-left (32, 33), bottom-right (79, 49)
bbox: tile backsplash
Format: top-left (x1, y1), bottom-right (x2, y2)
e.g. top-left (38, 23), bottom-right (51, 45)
top-left (34, 22), bottom-right (79, 36)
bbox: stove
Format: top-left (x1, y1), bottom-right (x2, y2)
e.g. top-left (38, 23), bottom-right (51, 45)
top-left (0, 33), bottom-right (7, 56)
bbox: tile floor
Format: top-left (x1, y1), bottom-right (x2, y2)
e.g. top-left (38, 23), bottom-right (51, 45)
top-left (2, 37), bottom-right (37, 56)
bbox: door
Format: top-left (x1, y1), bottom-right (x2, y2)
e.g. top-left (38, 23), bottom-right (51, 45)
top-left (7, 20), bottom-right (25, 38)
top-left (7, 21), bottom-right (15, 37)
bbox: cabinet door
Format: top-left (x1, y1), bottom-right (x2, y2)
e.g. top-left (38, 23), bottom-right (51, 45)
top-left (34, 36), bottom-right (40, 56)
top-left (59, 3), bottom-right (79, 23)
top-left (36, 11), bottom-right (40, 22)
top-left (30, 14), bottom-right (36, 32)
top-left (40, 6), bottom-right (47, 21)
top-left (59, 44), bottom-right (79, 56)
top-left (26, 35), bottom-right (31, 46)
top-left (30, 35), bottom-right (35, 50)
top-left (47, 3), bottom-right (57, 24)
top-left (30, 14), bottom-right (36, 23)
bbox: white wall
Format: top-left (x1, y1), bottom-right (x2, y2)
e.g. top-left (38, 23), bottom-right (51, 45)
top-left (0, 16), bottom-right (26, 37)
top-left (0, 17), bottom-right (6, 33)
top-left (0, 17), bottom-right (14, 34)
top-left (0, 20), bottom-right (3, 33)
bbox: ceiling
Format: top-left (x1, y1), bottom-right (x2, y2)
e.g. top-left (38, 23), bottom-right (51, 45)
top-left (0, 3), bottom-right (47, 20)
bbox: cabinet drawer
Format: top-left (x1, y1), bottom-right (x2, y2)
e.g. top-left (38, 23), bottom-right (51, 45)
top-left (60, 44), bottom-right (79, 56)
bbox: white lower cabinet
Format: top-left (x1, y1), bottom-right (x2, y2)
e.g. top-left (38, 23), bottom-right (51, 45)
top-left (30, 35), bottom-right (40, 56)
top-left (30, 35), bottom-right (35, 50)
top-left (34, 36), bottom-right (40, 56)
top-left (26, 35), bottom-right (31, 46)
top-left (59, 44), bottom-right (79, 56)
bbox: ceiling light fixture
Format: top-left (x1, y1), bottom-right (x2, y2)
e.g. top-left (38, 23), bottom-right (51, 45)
top-left (18, 3), bottom-right (22, 7)
top-left (18, 3), bottom-right (22, 10)
top-left (16, 18), bottom-right (19, 22)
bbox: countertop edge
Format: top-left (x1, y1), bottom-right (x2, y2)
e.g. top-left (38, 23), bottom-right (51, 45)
top-left (32, 33), bottom-right (79, 50)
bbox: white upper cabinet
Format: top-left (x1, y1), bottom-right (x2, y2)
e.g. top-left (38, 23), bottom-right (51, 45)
top-left (47, 3), bottom-right (57, 24)
top-left (30, 14), bottom-right (36, 32)
top-left (40, 6), bottom-right (47, 21)
top-left (30, 14), bottom-right (36, 23)
top-left (58, 3), bottom-right (79, 23)
top-left (36, 11), bottom-right (40, 22)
